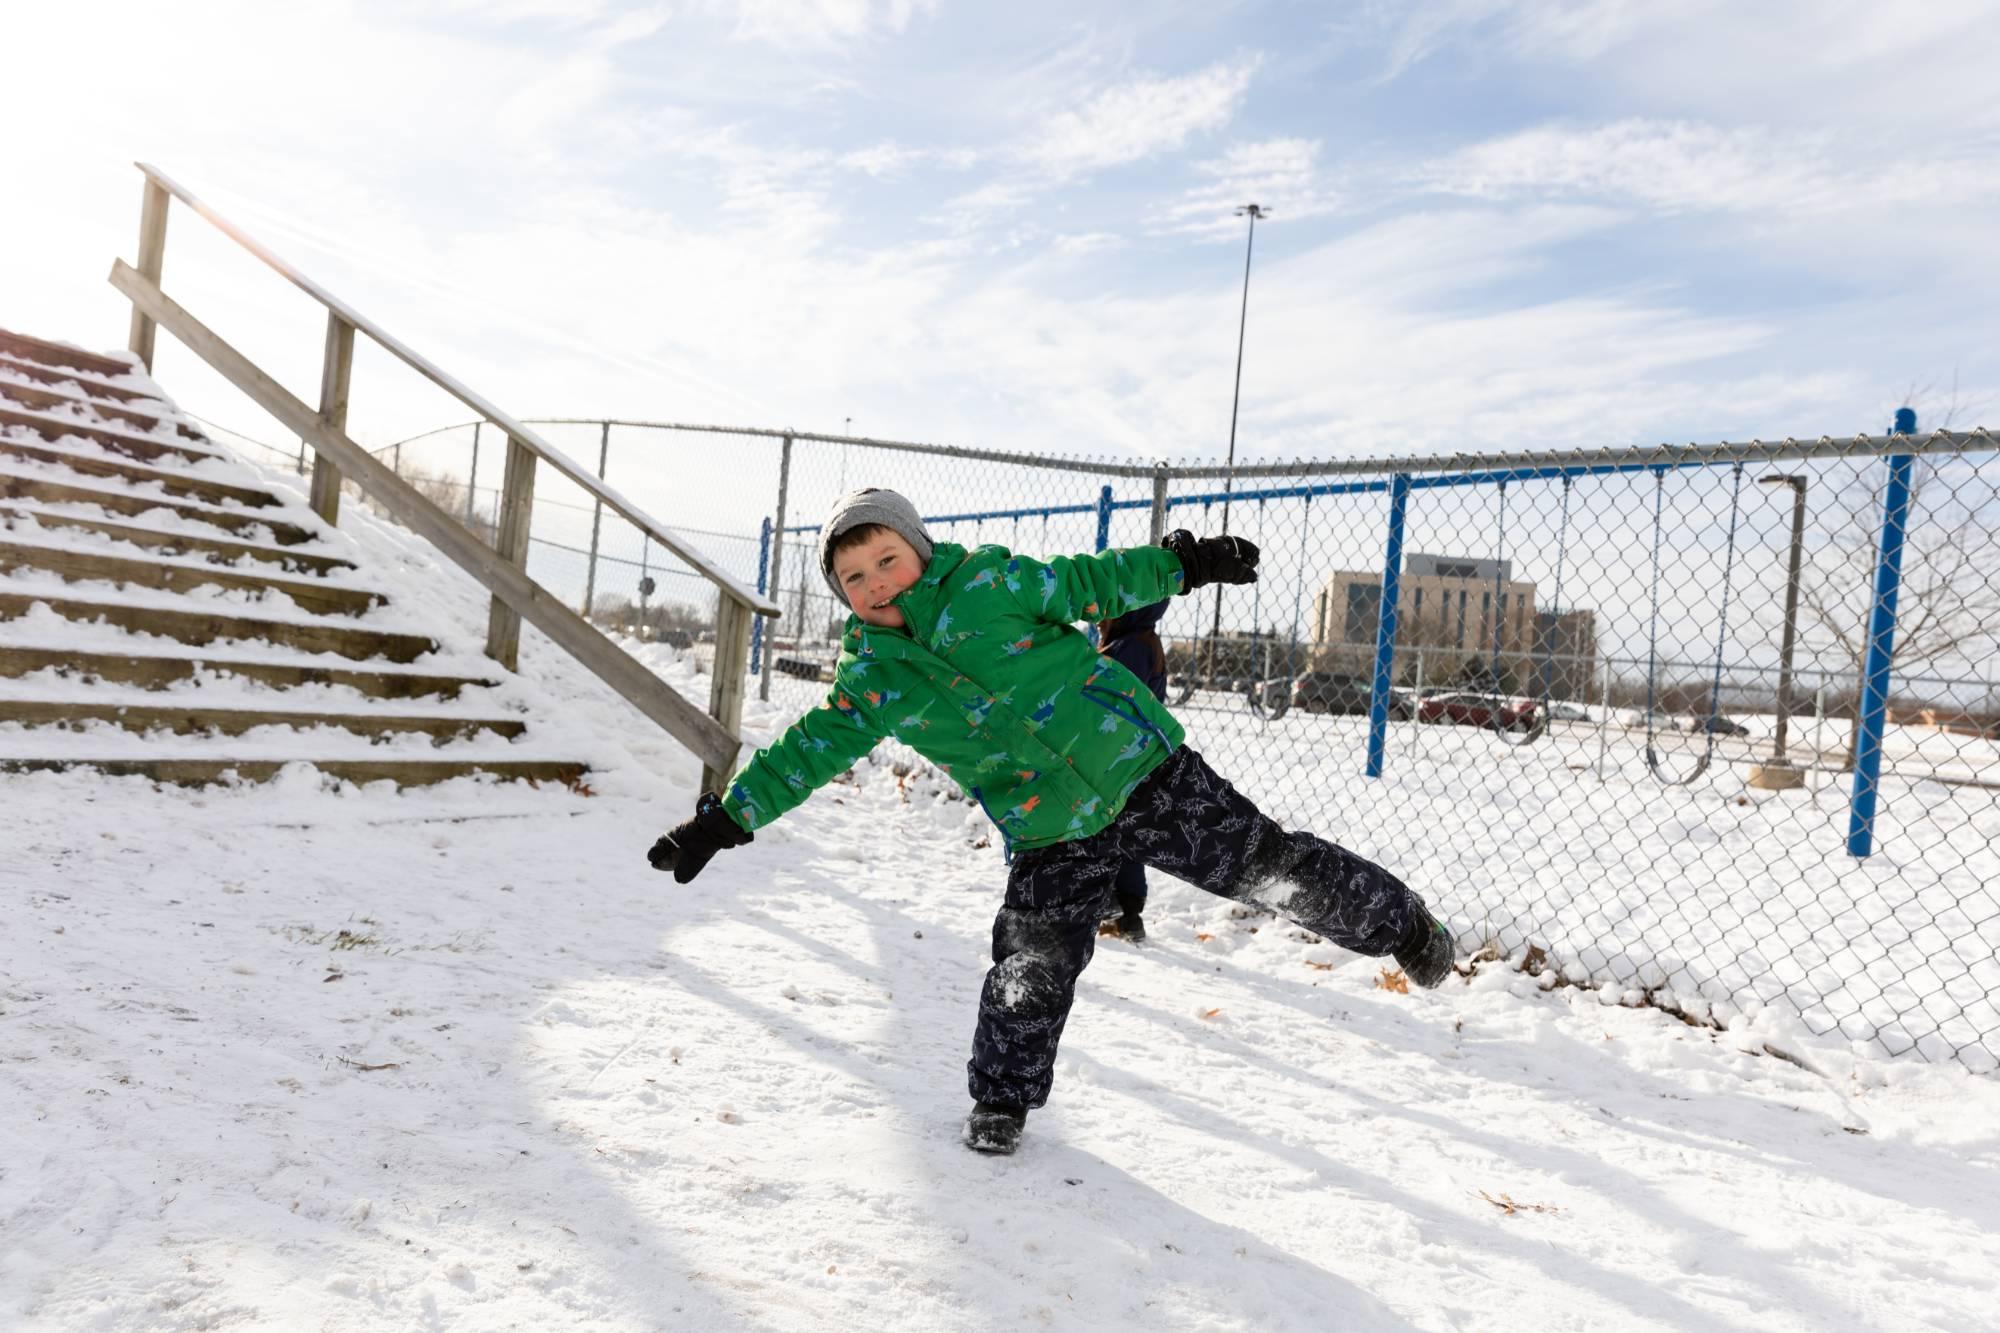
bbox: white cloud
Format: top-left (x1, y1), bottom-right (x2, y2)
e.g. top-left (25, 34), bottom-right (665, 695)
top-left (930, 180), bottom-right (1040, 235)
top-left (1020, 59), bottom-right (1258, 181)
top-left (1377, 1), bottom-right (2000, 135)
top-left (1413, 119), bottom-right (1997, 215)
top-left (838, 142), bottom-right (982, 179)
top-left (1374, 0), bottom-right (1514, 83)
top-left (924, 58), bottom-right (1263, 235)
top-left (724, 0), bottom-right (935, 47)
top-left (1150, 137), bottom-right (1343, 241)
top-left (419, 0), bottom-right (617, 22)
top-left (1050, 232), bottom-right (1125, 257)
top-left (1, 0), bottom-right (1987, 549)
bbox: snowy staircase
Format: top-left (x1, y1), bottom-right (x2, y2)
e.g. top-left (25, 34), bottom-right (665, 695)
top-left (0, 325), bottom-right (587, 788)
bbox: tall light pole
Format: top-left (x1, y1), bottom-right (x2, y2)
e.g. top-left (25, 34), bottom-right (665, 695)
top-left (1750, 473), bottom-right (1809, 790)
top-left (1205, 202), bottom-right (1266, 688)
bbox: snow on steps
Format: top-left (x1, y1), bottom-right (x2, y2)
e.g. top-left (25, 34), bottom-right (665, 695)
top-left (0, 371), bottom-right (206, 439)
top-left (0, 643), bottom-right (495, 702)
top-left (0, 426), bottom-right (269, 505)
top-left (0, 465), bottom-right (322, 543)
top-left (0, 349), bottom-right (167, 404)
top-left (0, 323), bottom-right (592, 790)
top-left (0, 534), bottom-right (384, 615)
top-left (0, 401), bottom-right (224, 464)
top-left (0, 499), bottom-right (358, 574)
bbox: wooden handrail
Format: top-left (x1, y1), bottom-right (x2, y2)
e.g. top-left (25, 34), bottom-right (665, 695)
top-left (111, 162), bottom-right (778, 790)
top-left (130, 162), bottom-right (779, 618)
top-left (110, 260), bottom-right (744, 779)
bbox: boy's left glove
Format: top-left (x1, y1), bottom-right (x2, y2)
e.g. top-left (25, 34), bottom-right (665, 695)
top-left (1161, 530), bottom-right (1260, 592)
top-left (647, 791), bottom-right (754, 884)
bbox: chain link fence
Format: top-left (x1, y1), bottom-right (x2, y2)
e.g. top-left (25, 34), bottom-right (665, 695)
top-left (354, 415), bottom-right (2000, 1074)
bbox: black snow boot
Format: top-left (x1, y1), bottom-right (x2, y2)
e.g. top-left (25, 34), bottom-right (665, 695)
top-left (1393, 900), bottom-right (1456, 989)
top-left (964, 1101), bottom-right (1028, 1155)
top-left (1100, 892), bottom-right (1146, 943)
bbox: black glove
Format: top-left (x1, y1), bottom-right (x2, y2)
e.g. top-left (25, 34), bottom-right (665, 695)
top-left (648, 791), bottom-right (754, 884)
top-left (1161, 529), bottom-right (1260, 592)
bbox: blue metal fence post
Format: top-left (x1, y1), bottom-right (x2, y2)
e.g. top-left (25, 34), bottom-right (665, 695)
top-left (1366, 473), bottom-right (1412, 779)
top-left (1094, 485), bottom-right (1114, 553)
top-left (1847, 407), bottom-right (1919, 857)
top-left (750, 516), bottom-right (772, 675)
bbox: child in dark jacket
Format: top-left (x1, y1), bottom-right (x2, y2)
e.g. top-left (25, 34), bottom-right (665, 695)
top-left (1094, 598), bottom-right (1171, 942)
top-left (650, 488), bottom-right (1455, 1155)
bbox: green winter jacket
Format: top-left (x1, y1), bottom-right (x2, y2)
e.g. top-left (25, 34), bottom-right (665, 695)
top-left (721, 540), bottom-right (1188, 852)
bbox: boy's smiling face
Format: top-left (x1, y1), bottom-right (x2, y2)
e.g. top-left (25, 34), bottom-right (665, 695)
top-left (832, 528), bottom-right (924, 629)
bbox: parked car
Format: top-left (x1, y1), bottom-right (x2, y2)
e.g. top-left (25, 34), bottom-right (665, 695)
top-left (1246, 676), bottom-right (1291, 714)
top-left (1417, 692), bottom-right (1541, 731)
top-left (1627, 708), bottom-right (1680, 732)
top-left (1284, 672), bottom-right (1411, 718)
top-left (1546, 701), bottom-right (1591, 723)
top-left (1691, 714), bottom-right (1750, 737)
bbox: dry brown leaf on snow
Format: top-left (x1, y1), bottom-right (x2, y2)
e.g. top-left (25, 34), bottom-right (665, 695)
top-left (1480, 1190), bottom-right (1559, 1216)
top-left (1194, 932), bottom-right (1214, 942)
top-left (1304, 960), bottom-right (1334, 971)
top-left (1376, 968), bottom-right (1410, 993)
top-left (1199, 1008), bottom-right (1222, 1020)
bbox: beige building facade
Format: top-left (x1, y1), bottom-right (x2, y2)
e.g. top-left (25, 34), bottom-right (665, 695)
top-left (1310, 553), bottom-right (1591, 689)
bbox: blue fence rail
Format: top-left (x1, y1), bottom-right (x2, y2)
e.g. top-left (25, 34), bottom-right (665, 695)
top-left (753, 431), bottom-right (1938, 863)
top-left (377, 412), bottom-right (2000, 1070)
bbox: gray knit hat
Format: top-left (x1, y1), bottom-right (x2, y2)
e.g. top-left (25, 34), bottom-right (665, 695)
top-left (818, 488), bottom-right (935, 599)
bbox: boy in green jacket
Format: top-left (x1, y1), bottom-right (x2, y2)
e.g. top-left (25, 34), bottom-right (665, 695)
top-left (650, 488), bottom-right (1454, 1154)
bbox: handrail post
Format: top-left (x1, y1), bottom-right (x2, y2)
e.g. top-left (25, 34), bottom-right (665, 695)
top-left (582, 420), bottom-right (609, 617)
top-left (127, 178), bottom-right (170, 371)
top-left (706, 593), bottom-right (753, 794)
top-left (759, 432), bottom-right (793, 703)
top-left (484, 432), bottom-right (538, 669)
top-left (1148, 462), bottom-right (1170, 544)
top-left (1366, 472), bottom-right (1412, 778)
top-left (307, 312), bottom-right (355, 525)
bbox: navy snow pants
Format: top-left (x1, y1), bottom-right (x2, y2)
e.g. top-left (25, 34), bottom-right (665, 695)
top-left (967, 745), bottom-right (1421, 1111)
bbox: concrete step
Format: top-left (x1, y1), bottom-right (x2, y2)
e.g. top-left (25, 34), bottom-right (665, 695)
top-left (0, 504), bottom-right (356, 575)
top-left (0, 436), bottom-right (273, 507)
top-left (0, 647), bottom-right (495, 701)
top-left (0, 328), bottom-right (132, 379)
top-left (0, 379), bottom-right (204, 440)
top-left (0, 592), bottom-right (438, 663)
top-left (0, 402), bottom-right (216, 465)
top-left (0, 698), bottom-right (526, 744)
top-left (0, 472), bottom-right (320, 544)
top-left (0, 539), bottom-right (385, 617)
top-left (0, 756), bottom-right (588, 789)
top-left (0, 352), bottom-right (158, 405)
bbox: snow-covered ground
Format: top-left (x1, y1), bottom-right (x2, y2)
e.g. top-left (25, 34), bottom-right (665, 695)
top-left (7, 739), bottom-right (2000, 1331)
top-left (745, 674), bottom-right (2000, 1074)
top-left (6, 421), bottom-right (2000, 1330)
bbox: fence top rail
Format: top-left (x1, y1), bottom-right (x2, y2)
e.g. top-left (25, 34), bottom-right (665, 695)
top-left (133, 163), bottom-right (779, 618)
top-left (523, 417), bottom-right (1139, 479)
top-left (488, 415), bottom-right (1999, 485)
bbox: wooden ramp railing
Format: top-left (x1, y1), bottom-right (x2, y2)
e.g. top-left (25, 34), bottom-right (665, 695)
top-left (110, 162), bottom-right (780, 791)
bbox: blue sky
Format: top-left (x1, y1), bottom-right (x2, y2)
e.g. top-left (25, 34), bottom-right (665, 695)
top-left (6, 0), bottom-right (1996, 470)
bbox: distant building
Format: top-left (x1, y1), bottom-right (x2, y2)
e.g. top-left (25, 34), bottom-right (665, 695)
top-left (1311, 553), bottom-right (1595, 691)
